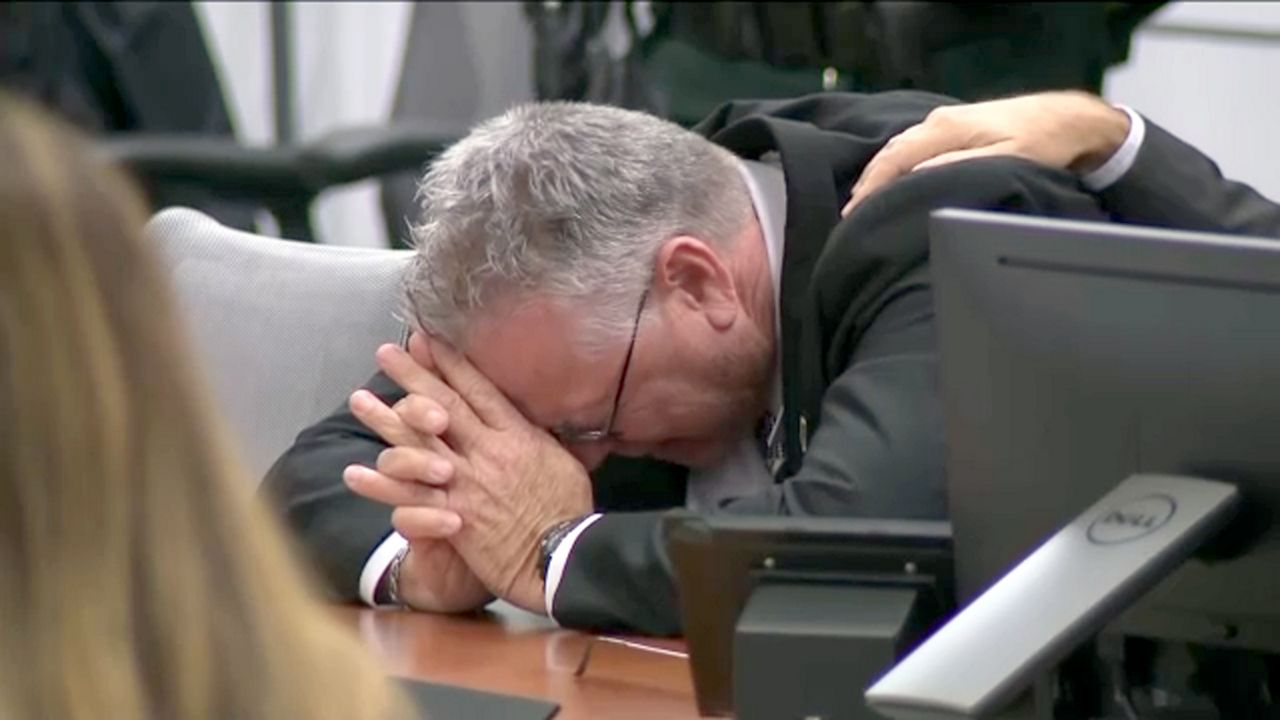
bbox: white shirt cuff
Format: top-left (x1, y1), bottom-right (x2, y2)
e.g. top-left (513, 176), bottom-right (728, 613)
top-left (543, 513), bottom-right (603, 623)
top-left (358, 531), bottom-right (408, 606)
top-left (1081, 105), bottom-right (1146, 191)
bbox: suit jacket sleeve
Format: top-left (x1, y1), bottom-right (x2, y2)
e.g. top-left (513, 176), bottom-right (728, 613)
top-left (260, 372), bottom-right (406, 601)
top-left (1102, 117), bottom-right (1280, 238)
top-left (552, 157), bottom-right (1111, 635)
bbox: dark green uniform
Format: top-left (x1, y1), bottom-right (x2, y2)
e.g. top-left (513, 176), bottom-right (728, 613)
top-left (526, 1), bottom-right (1165, 126)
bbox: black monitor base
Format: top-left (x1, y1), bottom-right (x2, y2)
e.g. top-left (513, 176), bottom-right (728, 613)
top-left (734, 582), bottom-right (929, 720)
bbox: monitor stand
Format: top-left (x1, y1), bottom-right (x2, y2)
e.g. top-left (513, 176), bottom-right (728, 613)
top-left (865, 474), bottom-right (1240, 720)
top-left (734, 582), bottom-right (930, 720)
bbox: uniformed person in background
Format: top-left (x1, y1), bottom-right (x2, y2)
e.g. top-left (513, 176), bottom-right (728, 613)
top-left (526, 1), bottom-right (1165, 126)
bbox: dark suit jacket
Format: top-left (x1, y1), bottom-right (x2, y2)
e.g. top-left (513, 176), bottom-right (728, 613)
top-left (264, 92), bottom-right (1245, 636)
top-left (1101, 118), bottom-right (1280, 239)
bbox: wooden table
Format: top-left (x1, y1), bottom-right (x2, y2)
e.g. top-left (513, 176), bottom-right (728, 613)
top-left (332, 603), bottom-right (703, 719)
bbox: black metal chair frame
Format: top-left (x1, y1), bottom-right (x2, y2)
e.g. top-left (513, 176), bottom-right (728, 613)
top-left (101, 124), bottom-right (455, 243)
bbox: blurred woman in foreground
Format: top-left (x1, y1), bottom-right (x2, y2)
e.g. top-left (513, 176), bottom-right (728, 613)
top-left (0, 92), bottom-right (411, 719)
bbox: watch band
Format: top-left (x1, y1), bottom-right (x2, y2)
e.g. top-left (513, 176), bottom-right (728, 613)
top-left (538, 516), bottom-right (586, 581)
top-left (385, 544), bottom-right (412, 608)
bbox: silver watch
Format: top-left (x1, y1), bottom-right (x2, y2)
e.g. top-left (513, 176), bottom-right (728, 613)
top-left (385, 544), bottom-right (412, 608)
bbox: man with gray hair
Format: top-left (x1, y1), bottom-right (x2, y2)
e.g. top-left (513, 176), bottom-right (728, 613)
top-left (264, 91), bottom-right (1111, 633)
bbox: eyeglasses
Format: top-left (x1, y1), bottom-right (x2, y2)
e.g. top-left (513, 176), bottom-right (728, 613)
top-left (551, 288), bottom-right (649, 444)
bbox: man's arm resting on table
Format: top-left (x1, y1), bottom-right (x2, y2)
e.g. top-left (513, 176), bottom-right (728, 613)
top-left (265, 367), bottom-right (686, 611)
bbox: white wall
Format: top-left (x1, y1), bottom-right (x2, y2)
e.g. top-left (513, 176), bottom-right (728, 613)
top-left (194, 1), bottom-right (532, 247)
top-left (291, 2), bottom-right (413, 248)
top-left (1104, 2), bottom-right (1280, 202)
top-left (194, 1), bottom-right (274, 147)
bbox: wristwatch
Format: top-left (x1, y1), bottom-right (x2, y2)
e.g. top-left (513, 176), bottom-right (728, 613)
top-left (538, 516), bottom-right (585, 580)
top-left (384, 544), bottom-right (412, 608)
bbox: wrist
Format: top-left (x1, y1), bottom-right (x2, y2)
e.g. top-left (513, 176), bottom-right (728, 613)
top-left (540, 513), bottom-right (605, 618)
top-left (1061, 91), bottom-right (1131, 175)
top-left (382, 544), bottom-right (494, 613)
top-left (538, 516), bottom-right (587, 581)
top-left (381, 544), bottom-right (413, 608)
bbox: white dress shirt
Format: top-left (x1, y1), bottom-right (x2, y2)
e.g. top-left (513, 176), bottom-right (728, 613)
top-left (1081, 106), bottom-right (1146, 191)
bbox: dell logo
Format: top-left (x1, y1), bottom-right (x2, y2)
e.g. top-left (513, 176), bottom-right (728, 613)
top-left (1087, 494), bottom-right (1177, 545)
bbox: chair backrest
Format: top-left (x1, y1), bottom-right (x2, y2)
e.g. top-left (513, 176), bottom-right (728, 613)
top-left (145, 207), bottom-right (412, 482)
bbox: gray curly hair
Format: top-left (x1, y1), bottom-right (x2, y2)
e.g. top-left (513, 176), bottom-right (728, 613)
top-left (400, 101), bottom-right (753, 353)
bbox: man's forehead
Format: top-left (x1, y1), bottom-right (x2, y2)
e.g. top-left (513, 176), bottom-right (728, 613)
top-left (463, 299), bottom-right (614, 426)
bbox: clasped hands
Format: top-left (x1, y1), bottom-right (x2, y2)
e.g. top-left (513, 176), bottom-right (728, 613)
top-left (342, 333), bottom-right (594, 614)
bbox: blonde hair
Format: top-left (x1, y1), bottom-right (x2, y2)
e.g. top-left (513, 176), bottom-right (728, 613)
top-left (0, 93), bottom-right (409, 720)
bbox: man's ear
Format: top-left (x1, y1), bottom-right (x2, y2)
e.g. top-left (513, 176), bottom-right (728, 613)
top-left (653, 236), bottom-right (738, 330)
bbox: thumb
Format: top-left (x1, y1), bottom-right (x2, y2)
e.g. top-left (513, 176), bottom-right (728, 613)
top-left (841, 196), bottom-right (858, 218)
top-left (912, 145), bottom-right (1014, 173)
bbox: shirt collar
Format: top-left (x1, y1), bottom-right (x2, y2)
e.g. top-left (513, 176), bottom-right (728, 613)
top-left (734, 155), bottom-right (787, 414)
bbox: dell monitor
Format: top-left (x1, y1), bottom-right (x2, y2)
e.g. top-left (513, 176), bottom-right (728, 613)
top-left (870, 209), bottom-right (1280, 718)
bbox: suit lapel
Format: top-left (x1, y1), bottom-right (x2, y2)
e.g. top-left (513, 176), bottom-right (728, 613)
top-left (709, 116), bottom-right (839, 477)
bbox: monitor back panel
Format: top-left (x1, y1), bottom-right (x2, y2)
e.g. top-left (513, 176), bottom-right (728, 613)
top-left (932, 209), bottom-right (1280, 653)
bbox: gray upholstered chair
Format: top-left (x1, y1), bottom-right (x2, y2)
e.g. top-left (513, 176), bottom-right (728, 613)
top-left (145, 207), bottom-right (412, 482)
